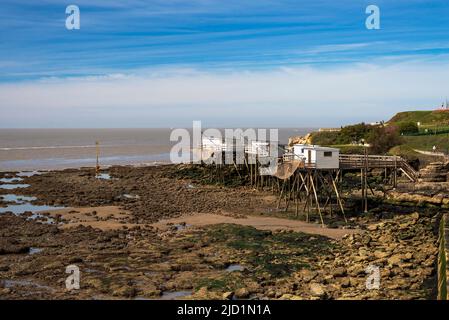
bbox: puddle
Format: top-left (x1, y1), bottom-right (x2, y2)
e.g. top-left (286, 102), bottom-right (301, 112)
top-left (0, 202), bottom-right (64, 215)
top-left (226, 264), bottom-right (245, 272)
top-left (96, 173), bottom-right (111, 180)
top-left (27, 213), bottom-right (57, 224)
top-left (160, 291), bottom-right (192, 300)
top-left (28, 247), bottom-right (43, 255)
top-left (1, 194), bottom-right (37, 203)
top-left (0, 184), bottom-right (30, 190)
top-left (17, 171), bottom-right (42, 177)
top-left (0, 193), bottom-right (64, 219)
top-left (174, 223), bottom-right (190, 231)
top-left (122, 194), bottom-right (140, 200)
top-left (0, 177), bottom-right (24, 183)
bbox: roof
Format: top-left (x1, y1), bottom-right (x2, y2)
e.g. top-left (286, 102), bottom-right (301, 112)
top-left (293, 144), bottom-right (340, 152)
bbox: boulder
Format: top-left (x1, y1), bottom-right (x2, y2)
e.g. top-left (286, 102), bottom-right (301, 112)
top-left (309, 283), bottom-right (326, 298)
top-left (234, 287), bottom-right (250, 299)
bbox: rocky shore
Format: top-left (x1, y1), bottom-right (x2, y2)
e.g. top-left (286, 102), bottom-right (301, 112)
top-left (0, 164), bottom-right (443, 300)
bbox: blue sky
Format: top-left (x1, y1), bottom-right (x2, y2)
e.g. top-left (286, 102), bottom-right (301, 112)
top-left (1, 0), bottom-right (449, 127)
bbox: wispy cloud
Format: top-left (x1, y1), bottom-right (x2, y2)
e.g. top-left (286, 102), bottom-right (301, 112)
top-left (1, 61), bottom-right (448, 127)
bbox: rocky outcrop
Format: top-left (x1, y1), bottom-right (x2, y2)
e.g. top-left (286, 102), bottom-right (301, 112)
top-left (273, 212), bottom-right (438, 300)
top-left (419, 162), bottom-right (449, 182)
top-left (288, 134), bottom-right (312, 147)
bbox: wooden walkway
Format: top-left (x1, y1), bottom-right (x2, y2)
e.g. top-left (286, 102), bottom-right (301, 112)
top-left (339, 154), bottom-right (419, 182)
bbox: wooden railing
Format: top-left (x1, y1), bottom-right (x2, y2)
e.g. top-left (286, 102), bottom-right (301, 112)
top-left (339, 154), bottom-right (419, 181)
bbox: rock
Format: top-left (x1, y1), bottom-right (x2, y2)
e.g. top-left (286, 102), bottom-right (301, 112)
top-left (234, 287), bottom-right (250, 299)
top-left (373, 250), bottom-right (390, 259)
top-left (280, 293), bottom-right (303, 300)
top-left (340, 278), bottom-right (351, 288)
top-left (85, 278), bottom-right (103, 290)
top-left (331, 267), bottom-right (347, 277)
top-left (404, 252), bottom-right (413, 261)
top-left (0, 265), bottom-right (10, 272)
top-left (410, 212), bottom-right (420, 220)
top-left (222, 291), bottom-right (234, 300)
top-left (297, 269), bottom-right (318, 282)
top-left (309, 283), bottom-right (325, 298)
top-left (194, 287), bottom-right (210, 299)
top-left (0, 241), bottom-right (29, 255)
top-left (348, 264), bottom-right (365, 276)
top-left (111, 285), bottom-right (137, 298)
top-left (288, 134), bottom-right (312, 147)
top-left (387, 254), bottom-right (403, 266)
top-left (266, 290), bottom-right (276, 298)
top-left (0, 288), bottom-right (11, 295)
top-left (68, 257), bottom-right (83, 264)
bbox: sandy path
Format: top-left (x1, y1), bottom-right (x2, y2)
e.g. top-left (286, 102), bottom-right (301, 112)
top-left (42, 206), bottom-right (359, 239)
top-left (152, 213), bottom-right (360, 240)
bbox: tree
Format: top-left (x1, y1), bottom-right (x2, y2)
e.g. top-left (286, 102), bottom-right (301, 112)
top-left (339, 123), bottom-right (371, 144)
top-left (366, 125), bottom-right (403, 154)
top-left (398, 121), bottom-right (419, 135)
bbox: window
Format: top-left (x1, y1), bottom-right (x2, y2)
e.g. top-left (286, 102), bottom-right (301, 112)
top-left (323, 151), bottom-right (332, 157)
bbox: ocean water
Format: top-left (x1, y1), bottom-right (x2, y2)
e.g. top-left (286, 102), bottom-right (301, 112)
top-left (0, 128), bottom-right (315, 171)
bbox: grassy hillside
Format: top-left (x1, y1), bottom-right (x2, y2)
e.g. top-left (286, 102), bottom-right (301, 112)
top-left (404, 134), bottom-right (449, 153)
top-left (388, 110), bottom-right (449, 126)
top-left (388, 145), bottom-right (442, 167)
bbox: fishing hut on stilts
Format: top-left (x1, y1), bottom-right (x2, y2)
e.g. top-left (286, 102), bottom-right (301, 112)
top-left (193, 136), bottom-right (419, 228)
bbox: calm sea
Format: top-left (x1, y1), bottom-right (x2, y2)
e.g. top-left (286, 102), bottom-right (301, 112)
top-left (0, 128), bottom-right (316, 171)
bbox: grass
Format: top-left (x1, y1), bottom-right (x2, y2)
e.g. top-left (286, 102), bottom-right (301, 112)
top-left (389, 110), bottom-right (449, 125)
top-left (403, 134), bottom-right (449, 153)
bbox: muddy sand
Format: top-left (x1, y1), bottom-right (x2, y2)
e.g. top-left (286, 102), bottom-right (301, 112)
top-left (0, 164), bottom-right (441, 300)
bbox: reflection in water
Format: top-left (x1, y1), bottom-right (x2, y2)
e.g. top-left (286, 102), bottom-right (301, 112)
top-left (0, 194), bottom-right (64, 221)
top-left (0, 177), bottom-right (24, 183)
top-left (0, 184), bottom-right (30, 190)
top-left (226, 264), bottom-right (245, 272)
top-left (96, 173), bottom-right (111, 180)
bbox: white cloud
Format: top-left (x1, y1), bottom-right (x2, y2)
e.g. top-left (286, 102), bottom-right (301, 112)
top-left (1, 61), bottom-right (448, 127)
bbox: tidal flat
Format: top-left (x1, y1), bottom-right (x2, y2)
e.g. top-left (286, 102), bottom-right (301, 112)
top-left (0, 165), bottom-right (441, 300)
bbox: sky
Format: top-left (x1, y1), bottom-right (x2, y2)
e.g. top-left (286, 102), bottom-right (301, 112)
top-left (1, 0), bottom-right (449, 128)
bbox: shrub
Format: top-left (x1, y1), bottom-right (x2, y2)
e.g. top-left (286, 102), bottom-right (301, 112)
top-left (398, 121), bottom-right (419, 135)
top-left (366, 125), bottom-right (403, 154)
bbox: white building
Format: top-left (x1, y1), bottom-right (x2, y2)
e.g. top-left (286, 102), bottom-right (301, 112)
top-left (202, 137), bottom-right (226, 151)
top-left (292, 144), bottom-right (340, 169)
top-left (246, 141), bottom-right (270, 157)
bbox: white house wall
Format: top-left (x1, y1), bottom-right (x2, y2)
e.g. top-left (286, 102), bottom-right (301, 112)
top-left (315, 150), bottom-right (339, 169)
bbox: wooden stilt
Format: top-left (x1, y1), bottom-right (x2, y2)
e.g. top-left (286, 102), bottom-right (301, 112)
top-left (309, 171), bottom-right (324, 227)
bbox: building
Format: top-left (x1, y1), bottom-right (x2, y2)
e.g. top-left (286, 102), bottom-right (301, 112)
top-left (201, 137), bottom-right (231, 151)
top-left (292, 144), bottom-right (340, 169)
top-left (246, 141), bottom-right (270, 157)
top-left (318, 128), bottom-right (341, 132)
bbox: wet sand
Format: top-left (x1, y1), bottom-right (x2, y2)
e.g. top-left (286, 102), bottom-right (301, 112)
top-left (153, 213), bottom-right (359, 240)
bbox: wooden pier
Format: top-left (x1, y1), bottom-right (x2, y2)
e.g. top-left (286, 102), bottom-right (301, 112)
top-left (196, 141), bottom-right (420, 226)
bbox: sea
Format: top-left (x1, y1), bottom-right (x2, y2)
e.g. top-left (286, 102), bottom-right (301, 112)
top-left (0, 128), bottom-right (316, 171)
